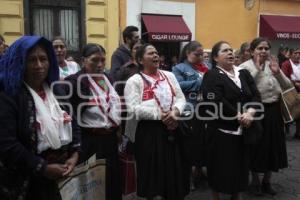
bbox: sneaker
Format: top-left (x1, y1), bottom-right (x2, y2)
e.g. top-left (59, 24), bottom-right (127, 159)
top-left (262, 182), bottom-right (277, 195)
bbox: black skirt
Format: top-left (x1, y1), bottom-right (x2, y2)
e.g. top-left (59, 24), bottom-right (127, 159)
top-left (249, 102), bottom-right (288, 172)
top-left (182, 117), bottom-right (207, 166)
top-left (80, 129), bottom-right (122, 200)
top-left (206, 127), bottom-right (249, 194)
top-left (27, 147), bottom-right (72, 200)
top-left (26, 176), bottom-right (62, 200)
top-left (134, 120), bottom-right (189, 200)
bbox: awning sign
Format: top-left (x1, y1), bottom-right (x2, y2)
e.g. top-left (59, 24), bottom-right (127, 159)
top-left (150, 33), bottom-right (191, 42)
top-left (259, 15), bottom-right (300, 40)
top-left (142, 14), bottom-right (192, 42)
top-left (276, 33), bottom-right (300, 40)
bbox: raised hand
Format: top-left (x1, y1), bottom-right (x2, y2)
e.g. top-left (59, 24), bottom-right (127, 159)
top-left (269, 55), bottom-right (280, 75)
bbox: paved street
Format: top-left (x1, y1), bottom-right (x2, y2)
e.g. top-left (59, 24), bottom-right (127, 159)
top-left (186, 139), bottom-right (300, 200)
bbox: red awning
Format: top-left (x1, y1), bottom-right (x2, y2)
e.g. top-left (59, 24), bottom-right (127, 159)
top-left (141, 14), bottom-right (192, 42)
top-left (259, 15), bottom-right (300, 40)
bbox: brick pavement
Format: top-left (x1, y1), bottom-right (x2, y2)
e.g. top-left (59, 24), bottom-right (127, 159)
top-left (186, 140), bottom-right (300, 200)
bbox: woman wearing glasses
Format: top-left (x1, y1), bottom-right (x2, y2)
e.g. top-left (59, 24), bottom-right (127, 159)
top-left (239, 37), bottom-right (292, 196)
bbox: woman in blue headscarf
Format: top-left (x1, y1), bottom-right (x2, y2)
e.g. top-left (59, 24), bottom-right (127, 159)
top-left (0, 36), bottom-right (81, 200)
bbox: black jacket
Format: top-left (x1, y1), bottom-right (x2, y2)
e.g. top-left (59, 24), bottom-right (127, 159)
top-left (65, 70), bottom-right (113, 120)
top-left (109, 44), bottom-right (131, 82)
top-left (201, 68), bottom-right (261, 131)
top-left (0, 84), bottom-right (81, 199)
top-left (115, 61), bottom-right (138, 96)
top-left (65, 70), bottom-right (91, 118)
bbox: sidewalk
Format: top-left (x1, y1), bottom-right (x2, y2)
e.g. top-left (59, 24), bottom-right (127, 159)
top-left (186, 140), bottom-right (300, 200)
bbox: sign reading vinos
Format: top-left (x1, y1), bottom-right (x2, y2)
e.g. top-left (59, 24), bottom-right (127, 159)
top-left (276, 33), bottom-right (300, 40)
top-left (259, 15), bottom-right (300, 40)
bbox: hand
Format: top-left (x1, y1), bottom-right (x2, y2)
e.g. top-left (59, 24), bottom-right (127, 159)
top-left (166, 119), bottom-right (179, 131)
top-left (269, 55), bottom-right (280, 75)
top-left (162, 109), bottom-right (180, 126)
top-left (43, 164), bottom-right (68, 180)
top-left (239, 112), bottom-right (254, 128)
top-left (254, 54), bottom-right (264, 71)
top-left (162, 111), bottom-right (173, 127)
top-left (161, 111), bottom-right (169, 121)
top-left (62, 152), bottom-right (79, 177)
top-left (162, 109), bottom-right (180, 130)
top-left (237, 112), bottom-right (242, 121)
top-left (295, 82), bottom-right (300, 89)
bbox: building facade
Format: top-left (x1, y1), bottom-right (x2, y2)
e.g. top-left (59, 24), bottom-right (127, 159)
top-left (196, 0), bottom-right (300, 53)
top-left (120, 0), bottom-right (195, 63)
top-left (121, 0), bottom-right (300, 53)
top-left (1, 0), bottom-right (300, 62)
top-left (0, 0), bottom-right (119, 66)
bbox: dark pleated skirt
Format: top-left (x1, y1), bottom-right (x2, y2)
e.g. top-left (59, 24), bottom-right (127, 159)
top-left (135, 120), bottom-right (189, 200)
top-left (206, 126), bottom-right (249, 194)
top-left (26, 176), bottom-right (62, 200)
top-left (182, 117), bottom-right (207, 167)
top-left (27, 147), bottom-right (72, 200)
top-left (80, 130), bottom-right (122, 200)
top-left (249, 102), bottom-right (288, 172)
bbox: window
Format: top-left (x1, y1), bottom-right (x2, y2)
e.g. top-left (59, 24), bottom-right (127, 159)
top-left (25, 0), bottom-right (84, 53)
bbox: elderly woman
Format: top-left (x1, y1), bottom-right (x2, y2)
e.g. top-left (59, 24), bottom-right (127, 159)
top-left (65, 43), bottom-right (122, 200)
top-left (201, 41), bottom-right (261, 200)
top-left (239, 37), bottom-right (292, 195)
top-left (0, 36), bottom-right (81, 200)
top-left (124, 43), bottom-right (188, 200)
top-left (52, 36), bottom-right (80, 79)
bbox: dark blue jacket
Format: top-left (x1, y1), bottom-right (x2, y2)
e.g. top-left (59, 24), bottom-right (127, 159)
top-left (109, 44), bottom-right (131, 83)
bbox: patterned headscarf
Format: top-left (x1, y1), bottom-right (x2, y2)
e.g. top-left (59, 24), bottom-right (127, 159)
top-left (0, 36), bottom-right (59, 96)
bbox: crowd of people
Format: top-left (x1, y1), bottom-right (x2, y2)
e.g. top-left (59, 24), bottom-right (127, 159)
top-left (0, 25), bottom-right (299, 200)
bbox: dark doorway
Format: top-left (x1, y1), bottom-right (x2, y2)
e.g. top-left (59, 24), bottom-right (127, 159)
top-left (151, 42), bottom-right (180, 65)
top-left (141, 22), bottom-right (181, 68)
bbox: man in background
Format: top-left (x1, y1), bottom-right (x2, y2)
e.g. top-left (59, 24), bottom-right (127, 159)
top-left (110, 26), bottom-right (139, 82)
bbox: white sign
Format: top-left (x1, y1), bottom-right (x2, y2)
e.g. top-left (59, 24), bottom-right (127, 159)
top-left (150, 34), bottom-right (190, 41)
top-left (276, 33), bottom-right (300, 39)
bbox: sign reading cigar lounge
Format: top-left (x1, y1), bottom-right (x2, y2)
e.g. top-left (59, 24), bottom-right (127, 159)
top-left (149, 33), bottom-right (191, 42)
